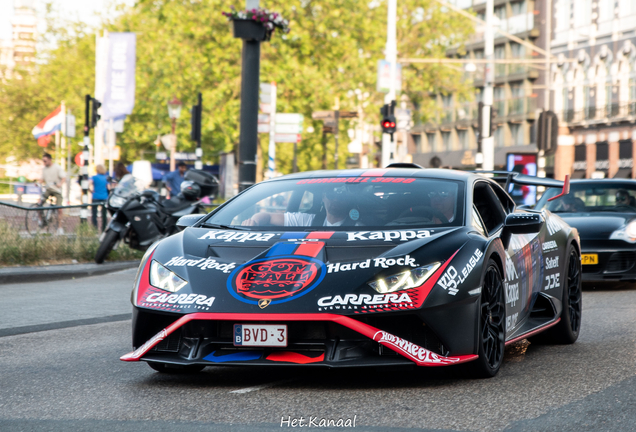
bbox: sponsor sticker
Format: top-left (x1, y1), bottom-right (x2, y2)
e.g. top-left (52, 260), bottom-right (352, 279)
top-left (228, 257), bottom-right (326, 305)
top-left (546, 216), bottom-right (565, 236)
top-left (198, 230), bottom-right (279, 242)
top-left (326, 254), bottom-right (418, 273)
top-left (317, 292), bottom-right (412, 311)
top-left (506, 313), bottom-right (518, 332)
top-left (346, 230), bottom-right (431, 242)
top-left (544, 273), bottom-right (560, 290)
top-left (505, 256), bottom-right (518, 282)
top-left (144, 292), bottom-right (215, 308)
top-left (437, 248), bottom-right (484, 295)
top-left (296, 177), bottom-right (415, 185)
top-left (545, 256), bottom-right (559, 270)
top-left (506, 282), bottom-right (519, 307)
top-left (373, 330), bottom-right (462, 365)
top-left (542, 240), bottom-right (558, 251)
top-left (164, 256), bottom-right (236, 273)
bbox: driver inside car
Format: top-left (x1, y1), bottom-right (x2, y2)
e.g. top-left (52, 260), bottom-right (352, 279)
top-left (615, 189), bottom-right (632, 207)
top-left (242, 185), bottom-right (361, 227)
top-left (429, 187), bottom-right (456, 223)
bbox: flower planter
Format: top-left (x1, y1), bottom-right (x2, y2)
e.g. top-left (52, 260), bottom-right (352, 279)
top-left (232, 19), bottom-right (271, 41)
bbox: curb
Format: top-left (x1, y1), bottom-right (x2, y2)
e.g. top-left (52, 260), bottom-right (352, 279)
top-left (0, 260), bottom-right (141, 285)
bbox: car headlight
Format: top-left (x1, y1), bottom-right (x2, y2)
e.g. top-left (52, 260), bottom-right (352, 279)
top-left (610, 220), bottom-right (636, 243)
top-left (109, 195), bottom-right (127, 208)
top-left (149, 260), bottom-right (187, 292)
top-left (368, 262), bottom-right (441, 294)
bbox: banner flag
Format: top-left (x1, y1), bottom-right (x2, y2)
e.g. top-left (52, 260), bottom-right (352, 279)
top-left (103, 32), bottom-right (136, 120)
top-left (32, 105), bottom-right (63, 139)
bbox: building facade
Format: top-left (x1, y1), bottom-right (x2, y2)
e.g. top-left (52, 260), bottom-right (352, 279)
top-left (411, 0), bottom-right (549, 170)
top-left (551, 0), bottom-right (636, 180)
top-left (0, 0), bottom-right (37, 77)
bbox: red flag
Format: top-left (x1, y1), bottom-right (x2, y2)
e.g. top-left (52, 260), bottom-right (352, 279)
top-left (37, 134), bottom-right (52, 147)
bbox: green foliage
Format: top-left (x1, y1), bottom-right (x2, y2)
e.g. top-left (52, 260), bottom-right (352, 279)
top-left (0, 220), bottom-right (142, 266)
top-left (0, 0), bottom-right (473, 175)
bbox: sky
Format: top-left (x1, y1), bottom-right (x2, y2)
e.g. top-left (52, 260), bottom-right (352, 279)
top-left (0, 0), bottom-right (129, 41)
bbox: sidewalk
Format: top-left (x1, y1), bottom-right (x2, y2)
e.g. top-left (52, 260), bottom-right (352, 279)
top-left (0, 260), bottom-right (140, 285)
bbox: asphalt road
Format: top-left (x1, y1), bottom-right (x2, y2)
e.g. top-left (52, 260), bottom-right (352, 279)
top-left (1, 270), bottom-right (636, 431)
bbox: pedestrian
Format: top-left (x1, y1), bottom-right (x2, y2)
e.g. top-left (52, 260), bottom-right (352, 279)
top-left (40, 152), bottom-right (65, 225)
top-left (162, 162), bottom-right (188, 198)
top-left (90, 164), bottom-right (109, 232)
top-left (113, 162), bottom-right (130, 184)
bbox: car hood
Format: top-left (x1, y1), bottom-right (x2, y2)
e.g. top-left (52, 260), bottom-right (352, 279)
top-left (137, 226), bottom-right (468, 314)
top-left (556, 213), bottom-right (634, 239)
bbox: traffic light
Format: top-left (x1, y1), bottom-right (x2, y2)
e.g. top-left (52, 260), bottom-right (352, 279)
top-left (190, 103), bottom-right (201, 143)
top-left (91, 98), bottom-right (101, 128)
top-left (380, 100), bottom-right (396, 138)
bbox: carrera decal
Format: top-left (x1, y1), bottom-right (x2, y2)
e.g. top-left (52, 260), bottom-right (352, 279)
top-left (198, 230), bottom-right (279, 242)
top-left (317, 292), bottom-right (413, 311)
top-left (266, 352), bottom-right (325, 364)
top-left (373, 331), bottom-right (462, 365)
top-left (138, 286), bottom-right (215, 311)
top-left (327, 254), bottom-right (418, 273)
top-left (437, 248), bottom-right (484, 295)
top-left (164, 256), bottom-right (236, 273)
top-left (346, 230), bottom-right (431, 242)
top-left (203, 350), bottom-right (262, 363)
top-left (296, 177), bottom-right (415, 185)
top-left (228, 256), bottom-right (326, 305)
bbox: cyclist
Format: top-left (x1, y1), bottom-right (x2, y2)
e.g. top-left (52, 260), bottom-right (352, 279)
top-left (40, 152), bottom-right (65, 225)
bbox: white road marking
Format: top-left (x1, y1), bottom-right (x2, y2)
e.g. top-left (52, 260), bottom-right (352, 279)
top-left (229, 379), bottom-right (291, 394)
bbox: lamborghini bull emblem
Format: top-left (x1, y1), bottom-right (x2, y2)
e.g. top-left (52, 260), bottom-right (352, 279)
top-left (228, 257), bottom-right (326, 305)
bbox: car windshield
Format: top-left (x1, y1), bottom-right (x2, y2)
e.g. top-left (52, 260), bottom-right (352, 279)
top-left (535, 182), bottom-right (636, 213)
top-left (203, 177), bottom-right (464, 230)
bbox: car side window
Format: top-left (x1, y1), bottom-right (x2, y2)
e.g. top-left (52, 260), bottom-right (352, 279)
top-left (471, 205), bottom-right (487, 235)
top-left (490, 182), bottom-right (515, 214)
top-left (473, 182), bottom-right (507, 235)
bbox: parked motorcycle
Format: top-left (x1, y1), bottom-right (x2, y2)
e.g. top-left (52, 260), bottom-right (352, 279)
top-left (95, 169), bottom-right (218, 264)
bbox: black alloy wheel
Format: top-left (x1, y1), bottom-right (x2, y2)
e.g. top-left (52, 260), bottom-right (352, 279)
top-left (467, 260), bottom-right (505, 378)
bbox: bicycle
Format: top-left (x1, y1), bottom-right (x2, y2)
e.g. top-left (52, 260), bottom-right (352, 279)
top-left (25, 193), bottom-right (60, 235)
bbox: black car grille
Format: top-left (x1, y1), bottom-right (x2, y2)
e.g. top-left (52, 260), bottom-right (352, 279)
top-left (605, 252), bottom-right (636, 274)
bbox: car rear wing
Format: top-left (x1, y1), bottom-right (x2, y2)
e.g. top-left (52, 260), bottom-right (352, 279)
top-left (471, 170), bottom-right (566, 190)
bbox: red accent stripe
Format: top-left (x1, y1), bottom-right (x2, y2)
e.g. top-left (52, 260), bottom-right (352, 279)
top-left (266, 352), bottom-right (325, 364)
top-left (360, 169), bottom-right (388, 177)
top-left (411, 248), bottom-right (461, 308)
top-left (121, 312), bottom-right (477, 366)
top-left (294, 242), bottom-right (324, 257)
top-left (505, 318), bottom-right (561, 345)
top-left (306, 231), bottom-right (334, 239)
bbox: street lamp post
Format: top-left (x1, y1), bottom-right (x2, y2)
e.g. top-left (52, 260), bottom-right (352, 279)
top-left (167, 96), bottom-right (183, 172)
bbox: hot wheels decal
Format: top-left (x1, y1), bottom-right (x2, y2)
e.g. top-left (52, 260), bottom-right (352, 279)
top-left (228, 256), bottom-right (326, 305)
top-left (346, 230), bottom-right (430, 242)
top-left (373, 331), bottom-right (462, 365)
top-left (164, 256), bottom-right (236, 273)
top-left (437, 248), bottom-right (484, 295)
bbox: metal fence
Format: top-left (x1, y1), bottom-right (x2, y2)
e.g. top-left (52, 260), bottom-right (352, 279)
top-left (0, 199), bottom-right (219, 264)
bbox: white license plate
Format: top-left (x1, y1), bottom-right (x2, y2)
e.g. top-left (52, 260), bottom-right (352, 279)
top-left (233, 324), bottom-right (287, 347)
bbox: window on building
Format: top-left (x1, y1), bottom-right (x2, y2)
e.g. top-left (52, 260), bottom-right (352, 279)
top-left (510, 0), bottom-right (527, 15)
top-left (442, 132), bottom-right (452, 151)
top-left (427, 133), bottom-right (437, 152)
top-left (574, 0), bottom-right (591, 28)
top-left (412, 134), bottom-right (423, 153)
top-left (494, 125), bottom-right (505, 148)
top-left (458, 130), bottom-right (469, 150)
top-left (510, 123), bottom-right (524, 145)
top-left (494, 5), bottom-right (507, 21)
top-left (598, 0), bottom-right (614, 22)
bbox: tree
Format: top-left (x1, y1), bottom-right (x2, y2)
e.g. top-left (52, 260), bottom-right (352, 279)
top-left (0, 0), bottom-right (473, 175)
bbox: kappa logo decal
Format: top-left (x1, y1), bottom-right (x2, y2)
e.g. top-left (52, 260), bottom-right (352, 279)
top-left (228, 257), bottom-right (326, 305)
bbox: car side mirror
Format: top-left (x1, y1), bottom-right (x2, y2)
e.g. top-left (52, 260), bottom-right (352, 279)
top-left (501, 213), bottom-right (544, 249)
top-left (176, 214), bottom-right (205, 230)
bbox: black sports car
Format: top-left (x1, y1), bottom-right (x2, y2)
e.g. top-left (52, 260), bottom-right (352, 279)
top-left (121, 167), bottom-right (582, 378)
top-left (535, 179), bottom-right (636, 283)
